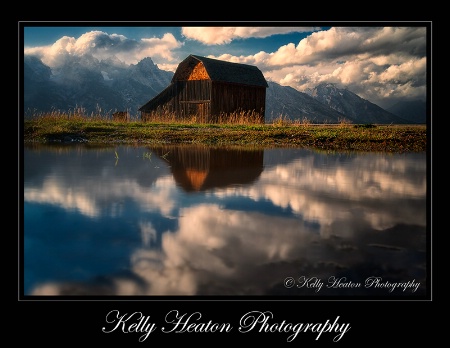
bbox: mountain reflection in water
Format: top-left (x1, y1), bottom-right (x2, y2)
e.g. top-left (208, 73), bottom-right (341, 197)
top-left (23, 144), bottom-right (428, 298)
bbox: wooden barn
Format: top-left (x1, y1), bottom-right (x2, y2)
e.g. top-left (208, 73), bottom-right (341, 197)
top-left (138, 54), bottom-right (268, 124)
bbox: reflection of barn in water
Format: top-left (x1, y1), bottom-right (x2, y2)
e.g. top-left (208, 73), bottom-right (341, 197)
top-left (150, 146), bottom-right (264, 192)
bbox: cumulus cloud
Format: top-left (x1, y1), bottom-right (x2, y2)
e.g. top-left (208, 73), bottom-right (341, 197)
top-left (211, 26), bottom-right (427, 107)
top-left (23, 25), bottom-right (428, 116)
top-left (24, 30), bottom-right (183, 68)
top-left (181, 26), bottom-right (320, 45)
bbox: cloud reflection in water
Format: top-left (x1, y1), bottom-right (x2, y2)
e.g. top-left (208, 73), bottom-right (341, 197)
top-left (24, 145), bottom-right (427, 297)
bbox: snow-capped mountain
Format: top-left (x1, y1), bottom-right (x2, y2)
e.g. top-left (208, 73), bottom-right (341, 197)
top-left (265, 81), bottom-right (354, 123)
top-left (23, 55), bottom-right (172, 116)
top-left (23, 55), bottom-right (423, 124)
top-left (305, 83), bottom-right (412, 124)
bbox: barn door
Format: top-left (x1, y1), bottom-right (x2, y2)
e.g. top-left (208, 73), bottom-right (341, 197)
top-left (197, 103), bottom-right (206, 123)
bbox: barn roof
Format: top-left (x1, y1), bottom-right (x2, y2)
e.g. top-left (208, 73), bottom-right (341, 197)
top-left (175, 54), bottom-right (268, 88)
top-left (139, 54), bottom-right (268, 112)
top-left (139, 83), bottom-right (175, 111)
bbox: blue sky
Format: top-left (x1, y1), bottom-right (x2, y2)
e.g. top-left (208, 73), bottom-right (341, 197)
top-left (22, 22), bottom-right (429, 108)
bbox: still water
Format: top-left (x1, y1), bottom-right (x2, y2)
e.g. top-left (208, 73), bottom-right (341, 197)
top-left (22, 144), bottom-right (427, 298)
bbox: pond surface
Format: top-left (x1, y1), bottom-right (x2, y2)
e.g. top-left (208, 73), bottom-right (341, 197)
top-left (22, 144), bottom-right (428, 298)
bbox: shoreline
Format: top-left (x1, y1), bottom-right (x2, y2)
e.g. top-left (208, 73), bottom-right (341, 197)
top-left (23, 121), bottom-right (427, 153)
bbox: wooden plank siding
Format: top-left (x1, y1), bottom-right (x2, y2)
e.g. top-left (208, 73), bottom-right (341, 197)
top-left (141, 80), bottom-right (212, 122)
top-left (139, 54), bottom-right (268, 124)
top-left (210, 82), bottom-right (266, 123)
top-left (178, 80), bottom-right (211, 122)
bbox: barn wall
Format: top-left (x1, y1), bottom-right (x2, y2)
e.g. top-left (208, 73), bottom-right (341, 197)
top-left (175, 60), bottom-right (210, 81)
top-left (142, 80), bottom-right (212, 122)
top-left (141, 80), bottom-right (267, 124)
top-left (210, 82), bottom-right (266, 123)
top-left (175, 80), bottom-right (211, 121)
top-left (187, 62), bottom-right (209, 80)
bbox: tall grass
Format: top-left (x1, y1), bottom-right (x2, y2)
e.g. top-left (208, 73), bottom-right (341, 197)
top-left (25, 108), bottom-right (356, 128)
top-left (24, 107), bottom-right (140, 122)
top-left (141, 108), bottom-right (266, 125)
top-left (23, 109), bottom-right (427, 153)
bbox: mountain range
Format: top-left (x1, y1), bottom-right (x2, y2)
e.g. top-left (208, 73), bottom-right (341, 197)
top-left (23, 55), bottom-right (426, 124)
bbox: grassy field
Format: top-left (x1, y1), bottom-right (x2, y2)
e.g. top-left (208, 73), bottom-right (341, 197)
top-left (23, 114), bottom-right (427, 153)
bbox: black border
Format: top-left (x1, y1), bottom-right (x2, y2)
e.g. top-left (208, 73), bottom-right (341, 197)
top-left (18, 20), bottom-right (435, 344)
